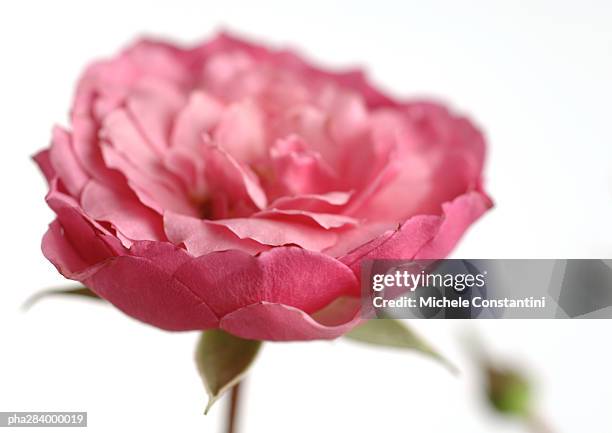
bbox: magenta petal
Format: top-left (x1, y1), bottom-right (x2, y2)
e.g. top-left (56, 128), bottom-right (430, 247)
top-left (71, 115), bottom-right (125, 185)
top-left (125, 77), bottom-right (186, 152)
top-left (220, 301), bottom-right (362, 341)
top-left (43, 189), bottom-right (125, 279)
top-left (203, 144), bottom-right (268, 209)
top-left (340, 191), bottom-right (491, 271)
top-left (101, 108), bottom-right (160, 165)
top-left (101, 141), bottom-right (195, 216)
top-left (32, 149), bottom-right (55, 184)
top-left (268, 191), bottom-right (352, 212)
top-left (213, 100), bottom-right (267, 163)
top-left (42, 220), bottom-right (101, 279)
top-left (164, 212), bottom-right (269, 256)
top-left (171, 91), bottom-right (222, 150)
top-left (210, 217), bottom-right (339, 251)
top-left (271, 135), bottom-right (337, 195)
top-left (253, 209), bottom-right (358, 230)
top-left (81, 180), bottom-right (165, 243)
top-left (49, 126), bottom-right (89, 196)
top-left (173, 246), bottom-right (359, 318)
top-left (414, 191), bottom-right (492, 259)
top-left (85, 254), bottom-right (218, 331)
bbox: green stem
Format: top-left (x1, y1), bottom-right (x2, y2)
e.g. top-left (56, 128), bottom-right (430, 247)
top-left (225, 382), bottom-right (242, 433)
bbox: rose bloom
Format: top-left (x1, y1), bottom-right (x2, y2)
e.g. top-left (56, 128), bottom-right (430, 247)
top-left (35, 33), bottom-right (491, 341)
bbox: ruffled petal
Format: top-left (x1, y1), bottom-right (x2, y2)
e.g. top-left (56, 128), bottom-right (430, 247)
top-left (48, 126), bottom-right (89, 196)
top-left (81, 180), bottom-right (166, 243)
top-left (125, 77), bottom-right (186, 152)
top-left (213, 99), bottom-right (267, 163)
top-left (340, 191), bottom-right (492, 272)
top-left (253, 208), bottom-right (357, 230)
top-left (203, 144), bottom-right (268, 211)
top-left (220, 298), bottom-right (362, 341)
top-left (84, 242), bottom-right (218, 331)
top-left (271, 134), bottom-right (337, 195)
top-left (268, 191), bottom-right (352, 212)
top-left (210, 217), bottom-right (339, 252)
top-left (43, 185), bottom-right (125, 279)
top-left (172, 246), bottom-right (359, 318)
top-left (164, 212), bottom-right (269, 256)
top-left (32, 149), bottom-right (55, 184)
top-left (171, 90), bottom-right (222, 151)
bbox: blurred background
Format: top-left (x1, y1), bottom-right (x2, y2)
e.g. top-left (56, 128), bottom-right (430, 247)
top-left (0, 0), bottom-right (611, 431)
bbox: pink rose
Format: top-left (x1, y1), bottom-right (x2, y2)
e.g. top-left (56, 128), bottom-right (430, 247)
top-left (35, 33), bottom-right (491, 341)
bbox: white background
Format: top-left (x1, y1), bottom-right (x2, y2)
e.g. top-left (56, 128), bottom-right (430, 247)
top-left (1, 0), bottom-right (611, 432)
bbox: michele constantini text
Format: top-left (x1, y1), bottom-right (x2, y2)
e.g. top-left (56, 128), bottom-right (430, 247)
top-left (372, 296), bottom-right (547, 309)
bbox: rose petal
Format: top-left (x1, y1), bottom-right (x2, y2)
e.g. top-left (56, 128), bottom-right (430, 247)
top-left (213, 100), bottom-right (267, 163)
top-left (203, 144), bottom-right (267, 210)
top-left (253, 209), bottom-right (358, 230)
top-left (81, 180), bottom-right (165, 243)
top-left (33, 149), bottom-right (55, 184)
top-left (48, 126), bottom-right (89, 196)
top-left (84, 253), bottom-right (218, 331)
top-left (126, 77), bottom-right (186, 152)
top-left (171, 90), bottom-right (222, 150)
top-left (173, 246), bottom-right (359, 318)
top-left (101, 141), bottom-right (195, 216)
top-left (340, 191), bottom-right (492, 272)
top-left (164, 212), bottom-right (269, 256)
top-left (271, 134), bottom-right (337, 195)
top-left (210, 217), bottom-right (338, 252)
top-left (43, 187), bottom-right (125, 279)
top-left (268, 191), bottom-right (352, 212)
top-left (220, 300), bottom-right (362, 341)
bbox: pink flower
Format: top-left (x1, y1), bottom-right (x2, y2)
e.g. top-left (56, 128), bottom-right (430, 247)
top-left (35, 33), bottom-right (491, 341)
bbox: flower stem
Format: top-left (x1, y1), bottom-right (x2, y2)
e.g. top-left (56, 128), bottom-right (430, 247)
top-left (225, 381), bottom-right (243, 433)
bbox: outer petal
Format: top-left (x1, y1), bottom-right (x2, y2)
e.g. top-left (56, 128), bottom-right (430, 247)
top-left (42, 220), bottom-right (104, 280)
top-left (220, 298), bottom-right (362, 341)
top-left (42, 187), bottom-right (125, 279)
top-left (33, 149), bottom-right (55, 184)
top-left (172, 246), bottom-right (360, 318)
top-left (414, 190), bottom-right (492, 259)
top-left (48, 126), bottom-right (89, 197)
top-left (84, 242), bottom-right (218, 331)
top-left (340, 191), bottom-right (492, 272)
top-left (80, 242), bottom-right (361, 339)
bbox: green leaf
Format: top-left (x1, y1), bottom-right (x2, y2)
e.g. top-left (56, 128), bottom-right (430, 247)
top-left (195, 329), bottom-right (262, 414)
top-left (344, 319), bottom-right (457, 374)
top-left (23, 286), bottom-right (101, 310)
